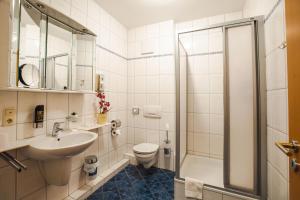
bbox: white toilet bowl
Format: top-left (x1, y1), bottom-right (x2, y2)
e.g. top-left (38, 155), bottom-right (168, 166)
top-left (133, 143), bottom-right (159, 168)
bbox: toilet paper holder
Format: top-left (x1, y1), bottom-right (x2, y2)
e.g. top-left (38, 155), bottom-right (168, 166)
top-left (111, 119), bottom-right (121, 136)
top-left (111, 119), bottom-right (121, 129)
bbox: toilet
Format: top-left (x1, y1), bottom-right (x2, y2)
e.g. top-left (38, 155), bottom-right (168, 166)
top-left (133, 143), bottom-right (159, 168)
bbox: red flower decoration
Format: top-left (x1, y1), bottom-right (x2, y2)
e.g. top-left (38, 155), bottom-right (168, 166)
top-left (96, 91), bottom-right (111, 114)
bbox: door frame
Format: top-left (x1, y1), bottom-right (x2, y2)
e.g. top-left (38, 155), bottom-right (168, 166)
top-left (174, 16), bottom-right (267, 200)
top-left (222, 19), bottom-right (267, 199)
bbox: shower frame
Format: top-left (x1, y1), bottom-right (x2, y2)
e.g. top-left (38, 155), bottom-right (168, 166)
top-left (175, 16), bottom-right (267, 199)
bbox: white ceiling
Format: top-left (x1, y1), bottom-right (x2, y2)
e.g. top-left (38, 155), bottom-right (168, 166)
top-left (96, 0), bottom-right (246, 28)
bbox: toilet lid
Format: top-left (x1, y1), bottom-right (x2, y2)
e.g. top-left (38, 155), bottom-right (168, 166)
top-left (133, 143), bottom-right (159, 154)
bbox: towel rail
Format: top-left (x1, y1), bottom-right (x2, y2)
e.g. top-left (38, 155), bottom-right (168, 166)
top-left (0, 152), bottom-right (27, 172)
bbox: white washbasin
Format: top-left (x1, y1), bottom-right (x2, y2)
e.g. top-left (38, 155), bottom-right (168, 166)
top-left (22, 129), bottom-right (98, 186)
top-left (25, 129), bottom-right (98, 160)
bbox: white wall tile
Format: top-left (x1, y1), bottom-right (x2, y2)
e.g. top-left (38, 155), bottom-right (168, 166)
top-left (134, 128), bottom-right (147, 144)
top-left (210, 134), bottom-right (223, 157)
top-left (267, 128), bottom-right (288, 178)
top-left (194, 133), bottom-right (210, 153)
top-left (17, 92), bottom-right (47, 123)
top-left (193, 75), bottom-right (210, 93)
top-left (267, 90), bottom-right (287, 133)
top-left (194, 114), bottom-right (210, 133)
top-left (134, 76), bottom-right (146, 93)
top-left (266, 48), bottom-right (287, 90)
top-left (209, 29), bottom-right (223, 52)
top-left (210, 114), bottom-right (224, 135)
top-left (17, 122), bottom-right (46, 139)
top-left (209, 54), bottom-right (223, 74)
top-left (47, 93), bottom-right (68, 120)
top-left (210, 94), bottom-right (223, 114)
top-left (209, 75), bottom-right (223, 93)
top-left (194, 94), bottom-right (209, 114)
top-left (159, 56), bottom-right (174, 75)
top-left (146, 76), bottom-right (159, 93)
top-left (146, 57), bottom-right (160, 75)
top-left (69, 168), bottom-right (85, 194)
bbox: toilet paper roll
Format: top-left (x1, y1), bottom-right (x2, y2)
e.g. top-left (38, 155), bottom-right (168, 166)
top-left (111, 119), bottom-right (121, 129)
top-left (111, 129), bottom-right (121, 136)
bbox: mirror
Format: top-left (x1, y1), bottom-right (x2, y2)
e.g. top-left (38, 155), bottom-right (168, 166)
top-left (46, 18), bottom-right (72, 90)
top-left (18, 64), bottom-right (40, 87)
top-left (11, 0), bottom-right (96, 92)
top-left (72, 35), bottom-right (95, 91)
top-left (17, 0), bottom-right (44, 88)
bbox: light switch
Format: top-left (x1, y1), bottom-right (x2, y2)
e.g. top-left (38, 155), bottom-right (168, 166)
top-left (2, 108), bottom-right (16, 126)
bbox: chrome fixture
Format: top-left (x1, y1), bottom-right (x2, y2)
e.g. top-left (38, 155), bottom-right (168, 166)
top-left (111, 119), bottom-right (121, 136)
top-left (52, 122), bottom-right (64, 137)
top-left (66, 112), bottom-right (79, 122)
top-left (279, 41), bottom-right (287, 49)
top-left (0, 152), bottom-right (27, 172)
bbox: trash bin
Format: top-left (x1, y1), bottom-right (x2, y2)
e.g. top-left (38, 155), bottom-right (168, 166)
top-left (83, 155), bottom-right (99, 180)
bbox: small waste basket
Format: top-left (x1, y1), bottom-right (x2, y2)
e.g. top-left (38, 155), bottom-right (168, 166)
top-left (83, 155), bottom-right (99, 180)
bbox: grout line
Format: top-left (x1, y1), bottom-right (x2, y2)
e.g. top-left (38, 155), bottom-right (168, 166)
top-left (188, 51), bottom-right (223, 57)
top-left (267, 125), bottom-right (287, 135)
top-left (267, 160), bottom-right (288, 181)
top-left (96, 44), bottom-right (127, 60)
top-left (266, 87), bottom-right (288, 92)
top-left (128, 53), bottom-right (174, 60)
top-left (264, 0), bottom-right (283, 23)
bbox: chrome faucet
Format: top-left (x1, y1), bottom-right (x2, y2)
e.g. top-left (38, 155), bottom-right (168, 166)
top-left (52, 122), bottom-right (64, 137)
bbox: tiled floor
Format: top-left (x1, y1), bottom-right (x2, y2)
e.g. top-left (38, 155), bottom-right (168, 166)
top-left (87, 164), bottom-right (175, 200)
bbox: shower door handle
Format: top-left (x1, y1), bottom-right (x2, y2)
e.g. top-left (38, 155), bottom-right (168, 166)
top-left (275, 140), bottom-right (300, 156)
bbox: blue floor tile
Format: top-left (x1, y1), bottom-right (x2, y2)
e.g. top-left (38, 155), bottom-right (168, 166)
top-left (87, 164), bottom-right (175, 200)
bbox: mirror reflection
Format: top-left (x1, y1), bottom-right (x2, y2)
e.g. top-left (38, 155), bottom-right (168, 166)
top-left (72, 35), bottom-right (94, 91)
top-left (46, 18), bottom-right (72, 90)
top-left (18, 1), bottom-right (42, 88)
top-left (18, 64), bottom-right (40, 87)
top-left (14, 0), bottom-right (96, 92)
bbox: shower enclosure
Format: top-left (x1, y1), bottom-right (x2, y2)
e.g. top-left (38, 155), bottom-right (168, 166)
top-left (175, 17), bottom-right (267, 199)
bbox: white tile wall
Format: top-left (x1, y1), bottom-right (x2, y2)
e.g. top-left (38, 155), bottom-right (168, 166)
top-left (127, 21), bottom-right (176, 171)
top-left (176, 12), bottom-right (244, 161)
top-left (244, 0), bottom-right (289, 200)
top-left (183, 40), bottom-right (224, 159)
top-left (128, 21), bottom-right (174, 59)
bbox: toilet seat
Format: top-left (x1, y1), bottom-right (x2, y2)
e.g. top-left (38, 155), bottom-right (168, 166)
top-left (133, 143), bottom-right (159, 154)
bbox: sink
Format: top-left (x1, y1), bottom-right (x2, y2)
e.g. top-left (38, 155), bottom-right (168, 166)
top-left (22, 129), bottom-right (98, 186)
top-left (25, 129), bottom-right (98, 160)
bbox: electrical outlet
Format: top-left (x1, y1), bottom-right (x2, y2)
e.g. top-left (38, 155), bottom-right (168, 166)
top-left (2, 108), bottom-right (16, 126)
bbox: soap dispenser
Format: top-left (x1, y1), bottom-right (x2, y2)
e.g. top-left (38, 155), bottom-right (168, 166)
top-left (164, 123), bottom-right (171, 158)
top-left (33, 105), bottom-right (44, 128)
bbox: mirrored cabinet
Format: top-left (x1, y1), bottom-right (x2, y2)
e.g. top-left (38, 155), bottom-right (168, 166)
top-left (6, 0), bottom-right (96, 93)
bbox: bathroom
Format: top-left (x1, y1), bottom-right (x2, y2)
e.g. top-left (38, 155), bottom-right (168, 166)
top-left (0, 0), bottom-right (297, 199)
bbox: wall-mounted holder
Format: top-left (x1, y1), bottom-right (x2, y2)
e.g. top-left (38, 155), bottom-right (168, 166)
top-left (111, 119), bottom-right (121, 136)
top-left (66, 112), bottom-right (79, 122)
top-left (164, 124), bottom-right (171, 158)
top-left (0, 152), bottom-right (27, 172)
top-left (33, 105), bottom-right (44, 128)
